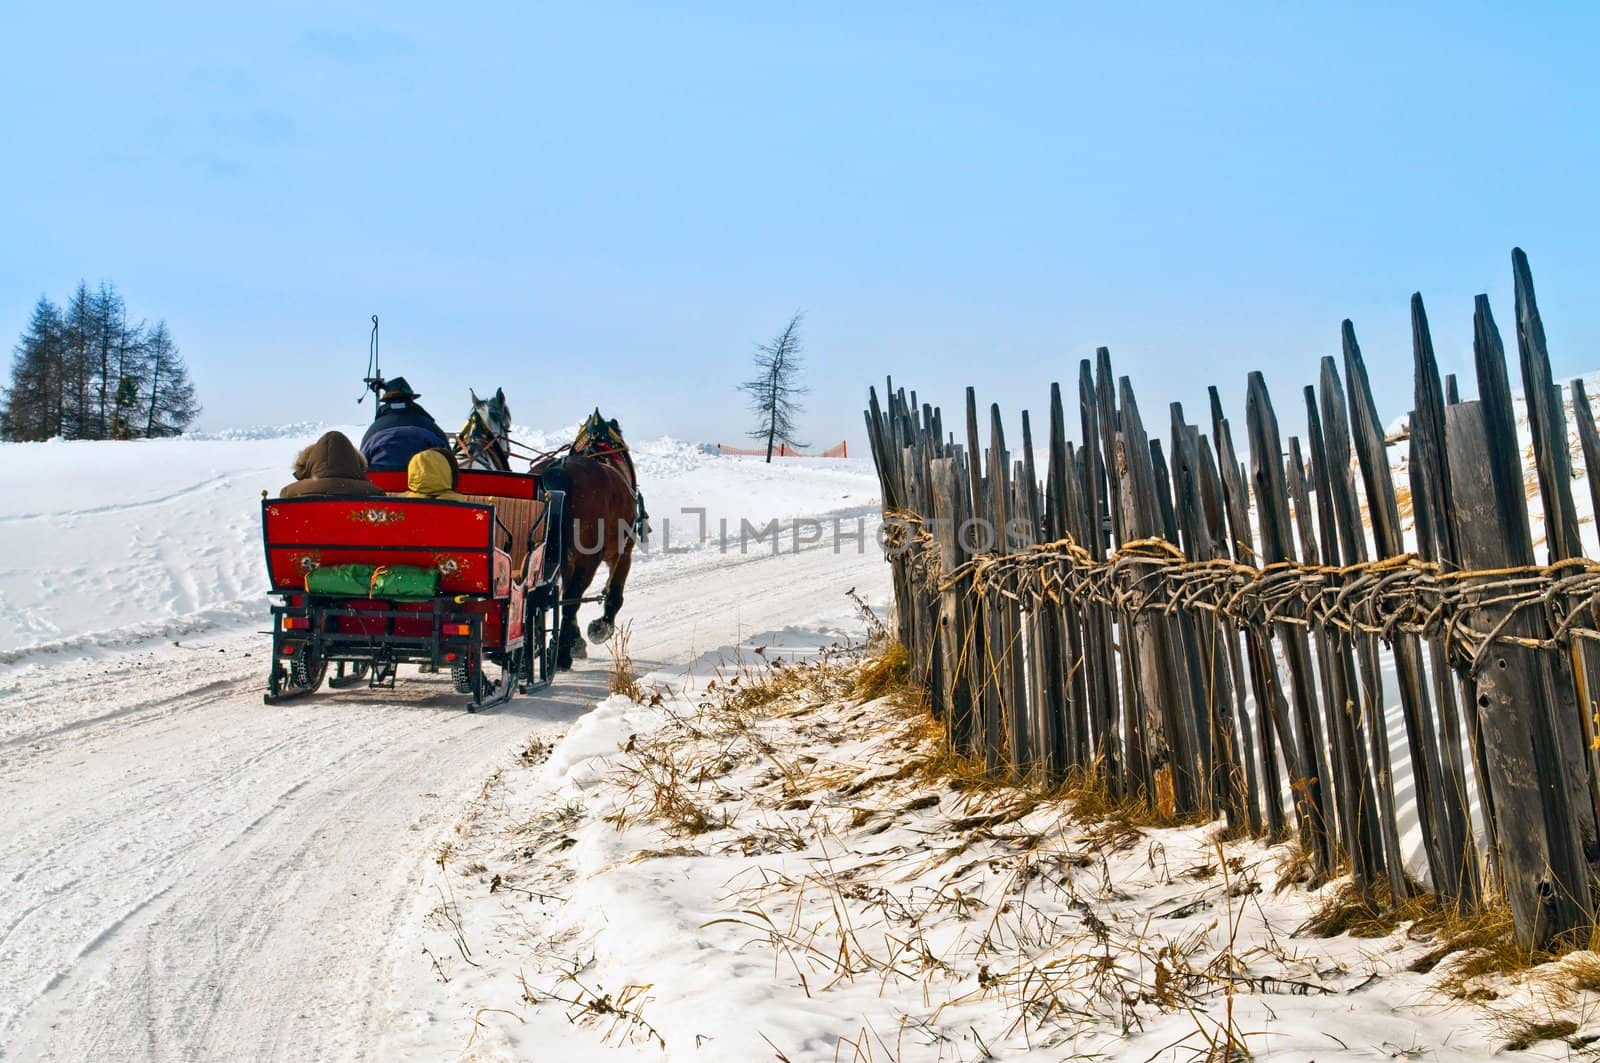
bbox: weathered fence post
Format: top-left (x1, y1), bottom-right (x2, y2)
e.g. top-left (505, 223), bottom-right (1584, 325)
top-left (1172, 404), bottom-right (1246, 830)
top-left (1408, 293), bottom-right (1487, 908)
top-left (1286, 434), bottom-right (1369, 890)
top-left (1196, 431), bottom-right (1264, 835)
top-left (1048, 383), bottom-right (1092, 771)
top-left (1021, 409), bottom-right (1068, 779)
top-left (1115, 371), bottom-right (1202, 813)
top-left (1513, 249), bottom-right (1600, 872)
top-left (1246, 372), bottom-right (1334, 872)
top-left (1210, 387), bottom-right (1288, 838)
top-left (1448, 398), bottom-right (1591, 948)
top-left (987, 405), bottom-right (1029, 777)
top-left (1315, 359), bottom-right (1408, 900)
top-left (1342, 324), bottom-right (1465, 902)
top-left (964, 389), bottom-right (1002, 773)
top-left (1303, 388), bottom-right (1387, 896)
top-left (1078, 360), bottom-right (1125, 793)
top-left (1473, 293), bottom-right (1599, 881)
top-left (929, 456), bottom-right (974, 754)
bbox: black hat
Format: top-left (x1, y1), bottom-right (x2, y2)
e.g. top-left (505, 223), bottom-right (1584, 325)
top-left (381, 377), bottom-right (420, 401)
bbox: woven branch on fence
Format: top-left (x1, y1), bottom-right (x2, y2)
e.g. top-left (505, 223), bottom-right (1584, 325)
top-left (883, 510), bottom-right (1600, 673)
top-left (882, 516), bottom-right (942, 587)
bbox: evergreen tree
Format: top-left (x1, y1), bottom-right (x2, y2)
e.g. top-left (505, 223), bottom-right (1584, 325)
top-left (1, 297), bottom-right (64, 441)
top-left (102, 285), bottom-right (147, 440)
top-left (60, 282), bottom-right (94, 439)
top-left (113, 325), bottom-right (147, 438)
top-left (110, 375), bottom-right (141, 440)
top-left (2, 282), bottom-right (198, 441)
top-left (739, 311), bottom-right (808, 462)
top-left (142, 321), bottom-right (199, 437)
top-left (92, 282), bottom-right (125, 440)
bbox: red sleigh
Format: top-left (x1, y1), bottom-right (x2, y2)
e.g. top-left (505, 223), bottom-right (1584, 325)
top-left (261, 467), bottom-right (565, 709)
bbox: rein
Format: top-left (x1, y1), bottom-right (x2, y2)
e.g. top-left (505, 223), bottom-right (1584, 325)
top-left (456, 405), bottom-right (636, 496)
top-left (513, 440), bottom-right (572, 464)
top-left (572, 439), bottom-right (635, 486)
top-left (456, 410), bottom-right (510, 471)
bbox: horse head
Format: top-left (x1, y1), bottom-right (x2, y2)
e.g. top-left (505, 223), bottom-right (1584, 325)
top-left (458, 387), bottom-right (513, 470)
top-left (575, 408), bottom-right (626, 457)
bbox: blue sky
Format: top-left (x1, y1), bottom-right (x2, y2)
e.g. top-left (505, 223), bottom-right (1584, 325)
top-left (2, 3), bottom-right (1597, 450)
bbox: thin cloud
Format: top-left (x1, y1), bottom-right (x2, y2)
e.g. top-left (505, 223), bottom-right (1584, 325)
top-left (296, 26), bottom-right (421, 63)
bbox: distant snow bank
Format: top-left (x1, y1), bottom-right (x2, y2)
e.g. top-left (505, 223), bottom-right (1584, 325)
top-left (181, 421), bottom-right (335, 442)
top-left (0, 426), bottom-right (879, 665)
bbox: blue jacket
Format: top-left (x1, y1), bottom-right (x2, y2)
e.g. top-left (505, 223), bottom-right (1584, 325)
top-left (360, 401), bottom-right (450, 471)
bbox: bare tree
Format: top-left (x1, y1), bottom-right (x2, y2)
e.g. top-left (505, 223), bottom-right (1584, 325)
top-left (739, 311), bottom-right (808, 462)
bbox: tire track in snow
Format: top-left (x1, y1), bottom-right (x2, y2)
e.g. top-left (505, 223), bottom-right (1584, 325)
top-left (0, 474), bottom-right (239, 523)
top-left (0, 690), bottom-right (386, 1043)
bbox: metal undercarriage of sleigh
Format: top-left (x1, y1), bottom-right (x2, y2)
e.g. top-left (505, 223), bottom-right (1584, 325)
top-left (260, 466), bottom-right (567, 710)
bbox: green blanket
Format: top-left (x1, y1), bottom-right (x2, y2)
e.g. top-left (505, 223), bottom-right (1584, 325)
top-left (371, 564), bottom-right (440, 599)
top-left (304, 563), bottom-right (372, 596)
top-left (305, 563), bottom-right (440, 599)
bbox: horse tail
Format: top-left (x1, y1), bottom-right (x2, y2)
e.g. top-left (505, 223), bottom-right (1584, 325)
top-left (538, 457), bottom-right (572, 496)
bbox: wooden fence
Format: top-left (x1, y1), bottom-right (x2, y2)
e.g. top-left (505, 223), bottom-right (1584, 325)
top-left (863, 249), bottom-right (1600, 950)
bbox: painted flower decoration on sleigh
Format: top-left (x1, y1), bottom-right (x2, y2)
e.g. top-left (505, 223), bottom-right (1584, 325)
top-left (350, 506), bottom-right (405, 526)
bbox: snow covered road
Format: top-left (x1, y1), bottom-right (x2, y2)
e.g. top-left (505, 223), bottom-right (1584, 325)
top-left (2, 641), bottom-right (602, 1060)
top-left (0, 431), bottom-right (887, 1060)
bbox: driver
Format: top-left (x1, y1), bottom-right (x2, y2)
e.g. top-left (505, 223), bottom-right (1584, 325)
top-left (360, 377), bottom-right (450, 471)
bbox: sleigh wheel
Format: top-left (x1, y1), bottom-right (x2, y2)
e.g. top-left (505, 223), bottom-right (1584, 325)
top-left (265, 647), bottom-right (327, 703)
top-left (451, 654), bottom-right (478, 696)
top-left (290, 651), bottom-right (327, 691)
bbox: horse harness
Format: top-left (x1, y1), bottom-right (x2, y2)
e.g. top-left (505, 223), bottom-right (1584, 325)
top-left (455, 408), bottom-right (510, 471)
top-left (572, 414), bottom-right (649, 540)
top-left (457, 406), bottom-right (648, 541)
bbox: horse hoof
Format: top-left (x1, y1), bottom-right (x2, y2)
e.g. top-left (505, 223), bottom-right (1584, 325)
top-left (569, 639), bottom-right (587, 660)
top-left (557, 653), bottom-right (573, 671)
top-left (586, 619), bottom-right (615, 645)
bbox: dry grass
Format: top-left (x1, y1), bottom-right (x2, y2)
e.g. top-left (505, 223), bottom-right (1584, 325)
top-left (1299, 877), bottom-right (1436, 939)
top-left (603, 716), bottom-right (736, 838)
top-left (1497, 1013), bottom-right (1580, 1052)
top-left (852, 640), bottom-right (916, 704)
top-left (598, 651), bottom-right (868, 840)
top-left (722, 655), bottom-right (851, 716)
top-left (523, 970), bottom-right (667, 1049)
top-left (1557, 950), bottom-right (1600, 994)
top-left (1408, 903), bottom-right (1535, 1000)
top-left (488, 599), bottom-right (1600, 1059)
top-left (1060, 759), bottom-right (1188, 830)
top-left (1302, 868), bottom-right (1600, 1045)
top-left (593, 639), bottom-right (1301, 1056)
top-left (1300, 878), bottom-right (1546, 1001)
top-left (471, 630), bottom-right (1600, 1060)
top-left (606, 621), bottom-right (643, 701)
top-left (686, 640), bottom-right (1600, 1029)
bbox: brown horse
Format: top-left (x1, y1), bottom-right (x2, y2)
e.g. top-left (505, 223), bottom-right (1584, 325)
top-left (532, 410), bottom-right (647, 669)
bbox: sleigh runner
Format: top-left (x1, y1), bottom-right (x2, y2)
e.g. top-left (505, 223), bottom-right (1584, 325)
top-left (261, 467), bottom-right (565, 709)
